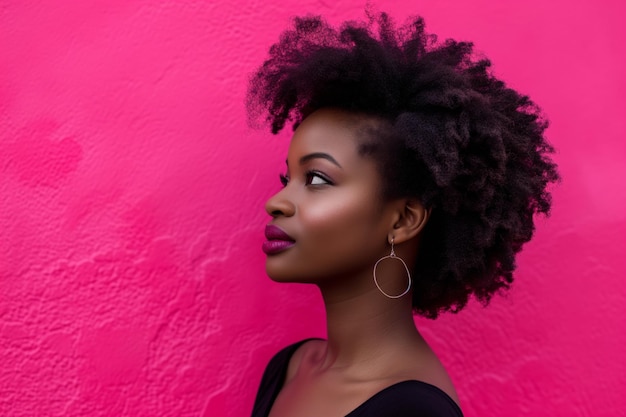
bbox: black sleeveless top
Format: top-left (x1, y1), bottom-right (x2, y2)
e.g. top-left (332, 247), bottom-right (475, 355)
top-left (251, 339), bottom-right (464, 417)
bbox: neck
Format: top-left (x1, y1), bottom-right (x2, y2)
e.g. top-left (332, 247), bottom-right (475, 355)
top-left (316, 280), bottom-right (423, 370)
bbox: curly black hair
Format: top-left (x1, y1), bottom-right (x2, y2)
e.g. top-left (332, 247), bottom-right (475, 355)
top-left (247, 13), bottom-right (559, 318)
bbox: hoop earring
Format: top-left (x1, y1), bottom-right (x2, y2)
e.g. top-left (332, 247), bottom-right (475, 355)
top-left (373, 238), bottom-right (411, 299)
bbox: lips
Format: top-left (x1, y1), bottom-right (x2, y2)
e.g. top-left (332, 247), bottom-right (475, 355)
top-left (265, 225), bottom-right (294, 241)
top-left (263, 225), bottom-right (295, 255)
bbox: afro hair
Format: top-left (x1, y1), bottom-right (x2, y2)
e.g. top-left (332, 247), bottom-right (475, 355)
top-left (247, 12), bottom-right (560, 318)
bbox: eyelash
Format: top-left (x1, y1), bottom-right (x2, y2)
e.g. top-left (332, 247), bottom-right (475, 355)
top-left (279, 170), bottom-right (332, 187)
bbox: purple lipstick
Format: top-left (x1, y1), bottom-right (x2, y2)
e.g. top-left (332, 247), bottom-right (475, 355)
top-left (263, 225), bottom-right (295, 255)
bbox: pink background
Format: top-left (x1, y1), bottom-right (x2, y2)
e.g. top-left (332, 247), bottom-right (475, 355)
top-left (1, 1), bottom-right (624, 416)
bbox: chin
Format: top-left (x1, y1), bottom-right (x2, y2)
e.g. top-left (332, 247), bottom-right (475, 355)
top-left (266, 269), bottom-right (301, 283)
top-left (265, 263), bottom-right (316, 284)
top-left (265, 263), bottom-right (293, 283)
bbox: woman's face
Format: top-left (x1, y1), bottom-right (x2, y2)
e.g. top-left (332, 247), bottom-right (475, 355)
top-left (263, 108), bottom-right (396, 287)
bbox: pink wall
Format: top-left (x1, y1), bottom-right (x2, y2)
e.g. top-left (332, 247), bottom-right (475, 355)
top-left (1, 1), bottom-right (624, 416)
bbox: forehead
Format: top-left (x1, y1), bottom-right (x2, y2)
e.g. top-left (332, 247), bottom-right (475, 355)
top-left (288, 109), bottom-right (377, 164)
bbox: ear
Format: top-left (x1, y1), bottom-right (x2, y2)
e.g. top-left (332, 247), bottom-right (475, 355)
top-left (389, 199), bottom-right (430, 244)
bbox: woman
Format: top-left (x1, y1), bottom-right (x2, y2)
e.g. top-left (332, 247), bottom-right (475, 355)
top-left (247, 12), bottom-right (559, 417)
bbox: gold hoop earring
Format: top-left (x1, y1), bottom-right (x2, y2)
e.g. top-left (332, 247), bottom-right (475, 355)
top-left (372, 238), bottom-right (411, 299)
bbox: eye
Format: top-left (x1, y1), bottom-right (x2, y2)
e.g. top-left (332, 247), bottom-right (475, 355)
top-left (305, 171), bottom-right (332, 186)
top-left (279, 173), bottom-right (289, 187)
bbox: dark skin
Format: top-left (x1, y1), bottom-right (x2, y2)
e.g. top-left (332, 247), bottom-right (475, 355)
top-left (264, 108), bottom-right (460, 417)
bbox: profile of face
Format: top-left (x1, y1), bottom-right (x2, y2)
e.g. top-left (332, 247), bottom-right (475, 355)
top-left (263, 108), bottom-right (404, 292)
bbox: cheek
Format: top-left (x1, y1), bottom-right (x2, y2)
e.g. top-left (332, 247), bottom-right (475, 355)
top-left (300, 192), bottom-right (383, 249)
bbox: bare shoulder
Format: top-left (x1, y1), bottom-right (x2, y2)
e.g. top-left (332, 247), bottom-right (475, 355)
top-left (403, 346), bottom-right (460, 406)
top-left (284, 339), bottom-right (326, 383)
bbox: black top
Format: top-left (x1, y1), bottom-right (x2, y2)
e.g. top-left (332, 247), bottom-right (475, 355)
top-left (251, 339), bottom-right (464, 417)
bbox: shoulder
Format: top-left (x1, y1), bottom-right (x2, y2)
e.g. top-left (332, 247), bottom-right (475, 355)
top-left (259, 339), bottom-right (314, 383)
top-left (252, 339), bottom-right (321, 417)
top-left (283, 338), bottom-right (325, 382)
top-left (257, 338), bottom-right (323, 388)
top-left (402, 344), bottom-right (461, 407)
top-left (354, 381), bottom-right (464, 417)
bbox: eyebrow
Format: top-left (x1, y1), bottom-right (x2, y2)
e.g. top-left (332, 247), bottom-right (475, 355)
top-left (285, 152), bottom-right (342, 168)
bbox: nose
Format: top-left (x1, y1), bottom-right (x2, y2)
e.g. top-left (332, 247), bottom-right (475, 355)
top-left (265, 188), bottom-right (295, 218)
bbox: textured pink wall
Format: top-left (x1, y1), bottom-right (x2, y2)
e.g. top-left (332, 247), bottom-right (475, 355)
top-left (1, 1), bottom-right (624, 416)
